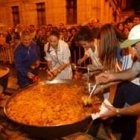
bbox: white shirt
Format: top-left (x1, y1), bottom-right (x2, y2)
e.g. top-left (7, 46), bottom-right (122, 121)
top-left (44, 40), bottom-right (72, 80)
top-left (132, 61), bottom-right (140, 73)
top-left (85, 48), bottom-right (102, 67)
top-left (121, 54), bottom-right (140, 85)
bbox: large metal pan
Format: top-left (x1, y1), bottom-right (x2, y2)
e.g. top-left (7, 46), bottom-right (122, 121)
top-left (0, 66), bottom-right (9, 91)
top-left (4, 79), bottom-right (95, 139)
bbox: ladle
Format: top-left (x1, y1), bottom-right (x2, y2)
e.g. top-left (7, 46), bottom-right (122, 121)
top-left (72, 63), bottom-right (104, 72)
top-left (71, 63), bottom-right (87, 70)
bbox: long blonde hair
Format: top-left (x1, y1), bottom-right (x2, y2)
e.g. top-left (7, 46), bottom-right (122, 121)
top-left (99, 24), bottom-right (120, 71)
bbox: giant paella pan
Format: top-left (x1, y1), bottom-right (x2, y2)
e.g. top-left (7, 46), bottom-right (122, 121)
top-left (0, 66), bottom-right (9, 91)
top-left (4, 80), bottom-right (101, 139)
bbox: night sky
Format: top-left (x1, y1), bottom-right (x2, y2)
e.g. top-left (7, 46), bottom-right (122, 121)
top-left (132, 0), bottom-right (140, 14)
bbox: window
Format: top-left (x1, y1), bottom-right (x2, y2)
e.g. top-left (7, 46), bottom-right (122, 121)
top-left (36, 2), bottom-right (46, 26)
top-left (66, 0), bottom-right (77, 24)
top-left (113, 11), bottom-right (117, 22)
top-left (12, 6), bottom-right (20, 27)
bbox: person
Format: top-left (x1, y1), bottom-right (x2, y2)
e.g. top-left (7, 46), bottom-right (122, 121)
top-left (69, 27), bottom-right (81, 64)
top-left (86, 23), bottom-right (126, 139)
top-left (14, 30), bottom-right (40, 88)
top-left (74, 26), bottom-right (102, 68)
top-left (99, 23), bottom-right (135, 98)
top-left (34, 28), bottom-right (47, 69)
top-left (91, 23), bottom-right (125, 101)
top-left (91, 23), bottom-right (135, 96)
top-left (0, 84), bottom-right (3, 94)
top-left (99, 23), bottom-right (128, 72)
top-left (44, 29), bottom-right (72, 80)
top-left (95, 24), bottom-right (140, 140)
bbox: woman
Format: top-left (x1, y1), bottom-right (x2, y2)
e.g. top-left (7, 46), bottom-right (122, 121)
top-left (44, 29), bottom-right (72, 80)
top-left (99, 24), bottom-right (121, 71)
top-left (14, 30), bottom-right (40, 88)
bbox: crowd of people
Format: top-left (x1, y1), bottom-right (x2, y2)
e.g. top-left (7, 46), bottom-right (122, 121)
top-left (0, 15), bottom-right (139, 66)
top-left (0, 14), bottom-right (140, 139)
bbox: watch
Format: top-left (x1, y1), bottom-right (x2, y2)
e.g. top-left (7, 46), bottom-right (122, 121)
top-left (116, 108), bottom-right (121, 117)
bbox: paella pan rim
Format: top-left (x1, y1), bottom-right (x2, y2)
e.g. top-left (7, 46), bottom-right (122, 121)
top-left (4, 79), bottom-right (93, 127)
top-left (4, 105), bottom-right (92, 127)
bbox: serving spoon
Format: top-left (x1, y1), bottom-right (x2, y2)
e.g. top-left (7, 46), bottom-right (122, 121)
top-left (82, 83), bottom-right (98, 106)
top-left (71, 63), bottom-right (87, 70)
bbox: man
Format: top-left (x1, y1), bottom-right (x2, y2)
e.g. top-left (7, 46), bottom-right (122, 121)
top-left (14, 30), bottom-right (40, 88)
top-left (96, 24), bottom-right (140, 140)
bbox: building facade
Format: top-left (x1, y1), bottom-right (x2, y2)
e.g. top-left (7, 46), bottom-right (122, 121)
top-left (0, 0), bottom-right (134, 28)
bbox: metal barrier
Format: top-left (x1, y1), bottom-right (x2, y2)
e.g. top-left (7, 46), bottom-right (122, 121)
top-left (0, 44), bottom-right (14, 64)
